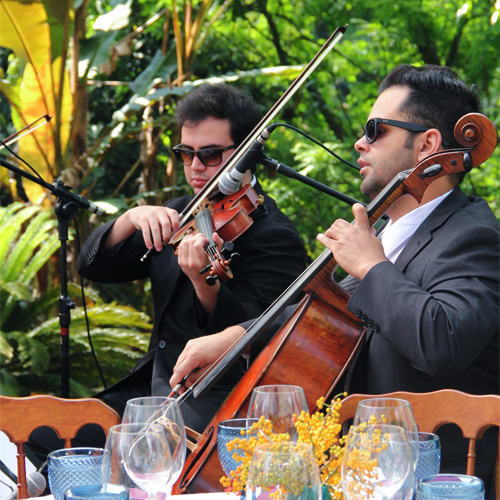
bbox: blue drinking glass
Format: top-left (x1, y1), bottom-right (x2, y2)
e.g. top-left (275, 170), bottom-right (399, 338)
top-left (48, 447), bottom-right (104, 500)
top-left (413, 432), bottom-right (441, 495)
top-left (64, 483), bottom-right (129, 500)
top-left (217, 418), bottom-right (259, 476)
top-left (417, 474), bottom-right (485, 500)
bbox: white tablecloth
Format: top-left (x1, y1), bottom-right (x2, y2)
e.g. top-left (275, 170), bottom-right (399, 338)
top-left (39, 495), bottom-right (239, 499)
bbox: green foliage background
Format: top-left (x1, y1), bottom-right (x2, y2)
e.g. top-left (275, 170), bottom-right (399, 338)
top-left (1, 0), bottom-right (498, 395)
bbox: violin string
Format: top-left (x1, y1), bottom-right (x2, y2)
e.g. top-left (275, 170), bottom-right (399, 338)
top-left (195, 209), bottom-right (218, 257)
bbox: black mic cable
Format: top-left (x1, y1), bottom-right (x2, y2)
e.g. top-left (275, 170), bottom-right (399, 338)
top-left (265, 122), bottom-right (360, 171)
top-left (0, 459), bottom-right (17, 484)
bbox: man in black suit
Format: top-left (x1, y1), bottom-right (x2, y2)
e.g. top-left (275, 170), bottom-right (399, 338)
top-left (170, 66), bottom-right (499, 497)
top-left (75, 83), bottom-right (307, 433)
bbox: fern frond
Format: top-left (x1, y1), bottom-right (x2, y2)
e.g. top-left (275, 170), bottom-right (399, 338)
top-left (0, 204), bottom-right (39, 272)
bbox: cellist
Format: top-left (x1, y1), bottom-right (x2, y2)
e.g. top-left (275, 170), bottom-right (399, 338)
top-left (170, 65), bottom-right (499, 499)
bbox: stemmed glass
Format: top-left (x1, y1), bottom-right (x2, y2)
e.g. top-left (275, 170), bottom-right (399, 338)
top-left (247, 385), bottom-right (308, 440)
top-left (354, 398), bottom-right (419, 499)
top-left (122, 396), bottom-right (186, 493)
top-left (342, 424), bottom-right (413, 500)
top-left (102, 423), bottom-right (172, 499)
top-left (246, 442), bottom-right (322, 500)
top-left (121, 423), bottom-right (172, 500)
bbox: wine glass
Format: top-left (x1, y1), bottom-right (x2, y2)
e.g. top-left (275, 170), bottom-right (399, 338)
top-left (247, 385), bottom-right (308, 440)
top-left (102, 424), bottom-right (137, 489)
top-left (120, 423), bottom-right (173, 500)
top-left (246, 442), bottom-right (322, 500)
top-left (354, 398), bottom-right (419, 499)
top-left (123, 396), bottom-right (186, 493)
top-left (342, 424), bottom-right (413, 500)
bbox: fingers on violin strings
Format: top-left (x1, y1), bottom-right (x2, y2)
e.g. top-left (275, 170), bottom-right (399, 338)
top-left (157, 216), bottom-right (173, 244)
top-left (149, 222), bottom-right (165, 252)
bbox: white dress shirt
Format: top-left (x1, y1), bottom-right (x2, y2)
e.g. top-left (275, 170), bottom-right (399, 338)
top-left (380, 190), bottom-right (453, 263)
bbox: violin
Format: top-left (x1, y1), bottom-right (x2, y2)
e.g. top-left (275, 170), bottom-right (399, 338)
top-left (139, 24), bottom-right (348, 275)
top-left (167, 184), bottom-right (264, 284)
top-left (171, 112), bottom-right (498, 493)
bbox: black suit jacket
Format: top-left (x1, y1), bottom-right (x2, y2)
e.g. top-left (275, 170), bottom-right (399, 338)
top-left (348, 187), bottom-right (499, 397)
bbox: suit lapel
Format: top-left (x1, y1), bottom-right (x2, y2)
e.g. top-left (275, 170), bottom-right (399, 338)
top-left (394, 187), bottom-right (470, 272)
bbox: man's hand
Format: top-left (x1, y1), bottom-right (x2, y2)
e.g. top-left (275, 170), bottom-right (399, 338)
top-left (177, 232), bottom-right (225, 316)
top-left (170, 325), bottom-right (246, 393)
top-left (317, 203), bottom-right (387, 279)
top-left (105, 206), bottom-right (180, 251)
top-left (177, 232), bottom-right (224, 287)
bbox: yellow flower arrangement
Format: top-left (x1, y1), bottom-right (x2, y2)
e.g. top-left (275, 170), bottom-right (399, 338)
top-left (220, 393), bottom-right (349, 499)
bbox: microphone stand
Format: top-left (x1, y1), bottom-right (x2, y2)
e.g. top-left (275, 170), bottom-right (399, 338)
top-left (262, 156), bottom-right (357, 205)
top-left (260, 156), bottom-right (389, 220)
top-left (0, 157), bottom-right (103, 397)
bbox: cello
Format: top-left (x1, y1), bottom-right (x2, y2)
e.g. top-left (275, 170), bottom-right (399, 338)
top-left (171, 111), bottom-right (498, 494)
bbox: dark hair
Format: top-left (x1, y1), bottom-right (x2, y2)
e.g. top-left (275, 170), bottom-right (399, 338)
top-left (174, 83), bottom-right (261, 146)
top-left (379, 65), bottom-right (481, 149)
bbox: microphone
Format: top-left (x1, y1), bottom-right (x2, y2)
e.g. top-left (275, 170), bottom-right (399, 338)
top-left (6, 471), bottom-right (46, 500)
top-left (218, 124), bottom-right (278, 195)
top-left (52, 180), bottom-right (105, 216)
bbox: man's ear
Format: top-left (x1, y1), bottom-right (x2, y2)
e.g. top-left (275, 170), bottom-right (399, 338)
top-left (416, 128), bottom-right (443, 162)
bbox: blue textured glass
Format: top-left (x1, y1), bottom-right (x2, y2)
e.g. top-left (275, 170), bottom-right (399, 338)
top-left (217, 418), bottom-right (259, 476)
top-left (48, 448), bottom-right (104, 500)
top-left (417, 474), bottom-right (485, 499)
top-left (413, 432), bottom-right (441, 494)
top-left (64, 483), bottom-right (129, 500)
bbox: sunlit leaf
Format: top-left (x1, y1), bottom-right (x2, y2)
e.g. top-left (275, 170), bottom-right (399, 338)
top-left (15, 57), bottom-right (72, 202)
top-left (92, 0), bottom-right (132, 32)
top-left (0, 0), bottom-right (50, 70)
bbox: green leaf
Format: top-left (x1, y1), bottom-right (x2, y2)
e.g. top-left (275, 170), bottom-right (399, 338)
top-left (129, 49), bottom-right (169, 95)
top-left (0, 204), bottom-right (39, 271)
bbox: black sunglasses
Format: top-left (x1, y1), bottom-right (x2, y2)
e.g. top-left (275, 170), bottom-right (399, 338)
top-left (172, 144), bottom-right (236, 167)
top-left (364, 118), bottom-right (432, 144)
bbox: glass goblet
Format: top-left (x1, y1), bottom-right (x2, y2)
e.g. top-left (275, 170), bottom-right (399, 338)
top-left (217, 418), bottom-right (259, 476)
top-left (48, 447), bottom-right (104, 500)
top-left (123, 396), bottom-right (186, 493)
top-left (102, 424), bottom-right (137, 490)
top-left (246, 442), bottom-right (322, 500)
top-left (413, 432), bottom-right (441, 497)
top-left (354, 398), bottom-right (418, 499)
top-left (416, 473), bottom-right (484, 500)
top-left (120, 423), bottom-right (173, 500)
top-left (247, 385), bottom-right (308, 440)
top-left (353, 398), bottom-right (419, 461)
top-left (342, 424), bottom-right (413, 500)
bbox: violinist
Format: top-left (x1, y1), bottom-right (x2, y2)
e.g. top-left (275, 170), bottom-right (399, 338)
top-left (170, 65), bottom-right (499, 499)
top-left (25, 83), bottom-right (306, 463)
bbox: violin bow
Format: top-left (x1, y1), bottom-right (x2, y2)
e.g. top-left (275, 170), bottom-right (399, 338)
top-left (138, 24), bottom-right (348, 262)
top-left (176, 25), bottom-right (348, 225)
top-left (0, 115), bottom-right (52, 150)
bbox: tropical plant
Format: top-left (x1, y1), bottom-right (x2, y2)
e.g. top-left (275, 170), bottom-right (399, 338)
top-left (0, 203), bottom-right (151, 396)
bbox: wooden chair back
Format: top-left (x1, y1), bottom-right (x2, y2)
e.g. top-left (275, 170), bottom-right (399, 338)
top-left (338, 390), bottom-right (500, 490)
top-left (0, 395), bottom-right (121, 499)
